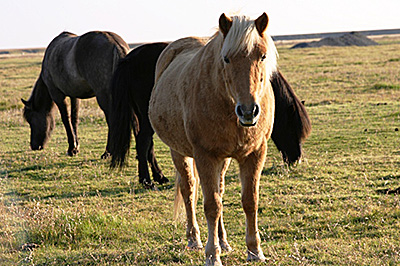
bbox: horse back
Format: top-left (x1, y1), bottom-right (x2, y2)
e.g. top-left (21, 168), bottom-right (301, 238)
top-left (41, 31), bottom-right (129, 99)
top-left (75, 31), bottom-right (129, 93)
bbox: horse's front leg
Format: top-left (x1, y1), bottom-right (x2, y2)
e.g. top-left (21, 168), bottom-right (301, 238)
top-left (218, 158), bottom-right (232, 253)
top-left (238, 141), bottom-right (267, 262)
top-left (195, 153), bottom-right (225, 266)
top-left (55, 98), bottom-right (79, 156)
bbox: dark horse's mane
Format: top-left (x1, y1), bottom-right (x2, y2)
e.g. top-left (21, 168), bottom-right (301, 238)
top-left (22, 75), bottom-right (55, 121)
top-left (271, 70), bottom-right (311, 163)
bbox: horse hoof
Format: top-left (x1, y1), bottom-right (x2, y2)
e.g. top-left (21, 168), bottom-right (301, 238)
top-left (154, 175), bottom-right (169, 185)
top-left (67, 148), bottom-right (79, 156)
top-left (101, 151), bottom-right (111, 159)
top-left (219, 241), bottom-right (232, 253)
top-left (187, 238), bottom-right (203, 250)
top-left (205, 255), bottom-right (222, 266)
top-left (141, 181), bottom-right (158, 191)
top-left (247, 249), bottom-right (265, 262)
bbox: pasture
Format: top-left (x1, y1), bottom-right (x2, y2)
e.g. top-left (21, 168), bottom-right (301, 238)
top-left (1, 36), bottom-right (400, 265)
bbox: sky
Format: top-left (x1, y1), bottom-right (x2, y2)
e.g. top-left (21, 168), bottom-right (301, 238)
top-left (0, 0), bottom-right (399, 49)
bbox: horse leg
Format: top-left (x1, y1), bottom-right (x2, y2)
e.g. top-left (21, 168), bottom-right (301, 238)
top-left (147, 138), bottom-right (169, 184)
top-left (134, 128), bottom-right (155, 189)
top-left (54, 98), bottom-right (79, 156)
top-left (70, 97), bottom-right (80, 151)
top-left (95, 95), bottom-right (111, 159)
top-left (218, 158), bottom-right (232, 253)
top-left (238, 142), bottom-right (267, 262)
top-left (171, 150), bottom-right (202, 249)
top-left (195, 153), bottom-right (225, 266)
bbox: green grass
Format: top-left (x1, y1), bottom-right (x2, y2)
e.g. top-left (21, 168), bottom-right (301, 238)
top-left (1, 37), bottom-right (400, 265)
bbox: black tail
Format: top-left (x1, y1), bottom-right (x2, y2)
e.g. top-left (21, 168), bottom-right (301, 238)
top-left (271, 70), bottom-right (311, 164)
top-left (109, 42), bottom-right (169, 169)
top-left (109, 57), bottom-right (139, 169)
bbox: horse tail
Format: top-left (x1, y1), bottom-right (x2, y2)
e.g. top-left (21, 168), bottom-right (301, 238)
top-left (109, 56), bottom-right (138, 169)
top-left (294, 93), bottom-right (312, 142)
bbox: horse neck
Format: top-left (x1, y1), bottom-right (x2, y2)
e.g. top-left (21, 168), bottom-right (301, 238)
top-left (198, 35), bottom-right (228, 96)
top-left (29, 74), bottom-right (55, 113)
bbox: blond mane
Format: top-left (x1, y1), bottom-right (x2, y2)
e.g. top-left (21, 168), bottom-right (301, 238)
top-left (220, 15), bottom-right (278, 78)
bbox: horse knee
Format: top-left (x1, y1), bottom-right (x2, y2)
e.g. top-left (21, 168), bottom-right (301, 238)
top-left (203, 197), bottom-right (223, 220)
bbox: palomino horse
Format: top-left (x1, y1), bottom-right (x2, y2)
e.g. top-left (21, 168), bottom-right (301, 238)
top-left (22, 31), bottom-right (129, 158)
top-left (149, 13), bottom-right (277, 265)
top-left (109, 42), bottom-right (310, 188)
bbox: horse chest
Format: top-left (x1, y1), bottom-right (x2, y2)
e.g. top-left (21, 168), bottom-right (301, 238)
top-left (186, 113), bottom-right (268, 158)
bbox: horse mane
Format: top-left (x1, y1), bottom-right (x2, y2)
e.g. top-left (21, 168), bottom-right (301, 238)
top-left (272, 70), bottom-right (311, 141)
top-left (220, 15), bottom-right (278, 77)
top-left (23, 75), bottom-right (54, 116)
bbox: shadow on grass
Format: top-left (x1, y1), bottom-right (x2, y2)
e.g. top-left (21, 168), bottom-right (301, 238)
top-left (376, 174), bottom-right (400, 195)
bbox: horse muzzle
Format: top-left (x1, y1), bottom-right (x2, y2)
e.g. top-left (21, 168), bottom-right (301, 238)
top-left (235, 103), bottom-right (261, 127)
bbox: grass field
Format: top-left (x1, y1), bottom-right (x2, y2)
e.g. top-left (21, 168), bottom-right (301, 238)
top-left (1, 36), bottom-right (400, 265)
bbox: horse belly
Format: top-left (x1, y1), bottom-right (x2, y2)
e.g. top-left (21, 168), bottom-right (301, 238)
top-left (149, 89), bottom-right (193, 157)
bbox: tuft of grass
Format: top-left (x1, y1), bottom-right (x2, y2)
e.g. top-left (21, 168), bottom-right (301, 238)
top-left (368, 83), bottom-right (400, 91)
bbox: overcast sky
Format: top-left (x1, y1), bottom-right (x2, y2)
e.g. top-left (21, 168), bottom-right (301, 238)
top-left (0, 0), bottom-right (399, 49)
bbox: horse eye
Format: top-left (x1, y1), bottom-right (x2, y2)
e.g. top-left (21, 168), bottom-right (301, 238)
top-left (223, 56), bottom-right (230, 64)
top-left (261, 54), bottom-right (266, 61)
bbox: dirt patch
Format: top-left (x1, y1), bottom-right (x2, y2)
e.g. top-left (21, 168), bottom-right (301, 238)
top-left (291, 32), bottom-right (379, 49)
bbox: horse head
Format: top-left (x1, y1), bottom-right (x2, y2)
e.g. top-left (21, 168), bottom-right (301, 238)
top-left (219, 13), bottom-right (278, 127)
top-left (22, 98), bottom-right (55, 150)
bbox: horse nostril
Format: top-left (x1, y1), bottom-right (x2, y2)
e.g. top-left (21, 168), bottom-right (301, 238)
top-left (235, 105), bottom-right (243, 117)
top-left (253, 104), bottom-right (260, 117)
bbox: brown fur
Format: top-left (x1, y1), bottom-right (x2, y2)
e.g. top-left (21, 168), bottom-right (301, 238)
top-left (149, 13), bottom-right (277, 265)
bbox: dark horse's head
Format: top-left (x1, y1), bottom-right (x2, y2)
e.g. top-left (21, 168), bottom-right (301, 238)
top-left (271, 70), bottom-right (311, 164)
top-left (22, 77), bottom-right (55, 151)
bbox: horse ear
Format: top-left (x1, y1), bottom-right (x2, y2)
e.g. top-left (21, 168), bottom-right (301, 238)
top-left (21, 98), bottom-right (32, 109)
top-left (219, 13), bottom-right (232, 38)
top-left (255, 12), bottom-right (269, 37)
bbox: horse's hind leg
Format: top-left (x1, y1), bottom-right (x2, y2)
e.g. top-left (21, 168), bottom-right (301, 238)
top-left (171, 150), bottom-right (202, 249)
top-left (195, 153), bottom-right (226, 266)
top-left (147, 138), bottom-right (169, 184)
top-left (70, 98), bottom-right (80, 151)
top-left (134, 127), bottom-right (155, 188)
top-left (54, 97), bottom-right (79, 156)
top-left (94, 94), bottom-right (112, 159)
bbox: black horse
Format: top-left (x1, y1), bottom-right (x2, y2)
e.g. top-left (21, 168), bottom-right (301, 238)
top-left (22, 31), bottom-right (129, 158)
top-left (109, 43), bottom-right (169, 188)
top-left (109, 42), bottom-right (311, 188)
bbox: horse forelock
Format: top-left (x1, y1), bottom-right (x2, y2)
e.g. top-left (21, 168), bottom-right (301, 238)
top-left (220, 15), bottom-right (278, 78)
